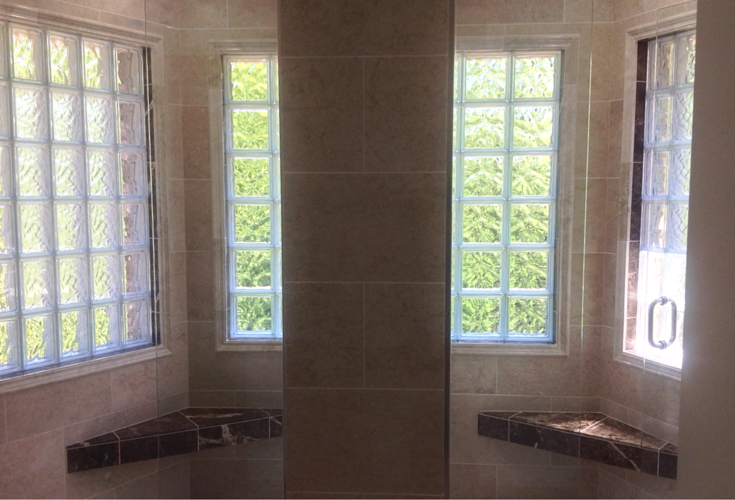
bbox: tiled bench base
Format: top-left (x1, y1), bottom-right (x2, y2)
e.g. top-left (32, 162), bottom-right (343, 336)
top-left (67, 408), bottom-right (283, 473)
top-left (478, 411), bottom-right (677, 480)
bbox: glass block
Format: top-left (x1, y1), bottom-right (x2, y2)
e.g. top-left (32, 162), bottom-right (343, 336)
top-left (0, 144), bottom-right (10, 197)
top-left (674, 91), bottom-right (694, 141)
top-left (641, 250), bottom-right (665, 302)
top-left (510, 204), bottom-right (549, 243)
top-left (124, 299), bottom-right (150, 344)
top-left (122, 201), bottom-right (148, 247)
top-left (89, 202), bottom-right (119, 249)
top-left (0, 320), bottom-right (19, 373)
top-left (123, 250), bottom-right (149, 296)
top-left (235, 250), bottom-right (271, 288)
top-left (0, 260), bottom-right (16, 312)
top-left (83, 40), bottom-right (112, 90)
top-left (22, 259), bottom-right (53, 309)
top-left (231, 109), bottom-right (269, 150)
top-left (644, 150), bottom-right (669, 196)
top-left (87, 148), bottom-right (117, 197)
top-left (664, 253), bottom-right (687, 307)
top-left (53, 146), bottom-right (85, 197)
top-left (117, 99), bottom-right (145, 146)
top-left (465, 56), bottom-right (506, 100)
top-left (11, 27), bottom-right (43, 81)
top-left (19, 203), bottom-right (52, 254)
top-left (514, 56), bottom-right (555, 98)
top-left (48, 33), bottom-right (80, 87)
top-left (24, 314), bottom-right (55, 365)
top-left (0, 204), bottom-right (15, 256)
top-left (463, 156), bottom-right (503, 197)
top-left (16, 145), bottom-right (50, 197)
top-left (85, 94), bottom-right (115, 144)
top-left (670, 148), bottom-right (691, 197)
top-left (462, 204), bottom-right (502, 243)
top-left (652, 40), bottom-right (675, 89)
top-left (512, 155), bottom-right (551, 196)
top-left (453, 57), bottom-right (459, 101)
top-left (14, 86), bottom-right (48, 140)
top-left (509, 251), bottom-right (548, 289)
top-left (120, 151), bottom-right (147, 197)
top-left (234, 204), bottom-right (271, 243)
top-left (236, 295), bottom-right (272, 332)
top-left (676, 34), bottom-right (696, 85)
top-left (461, 297), bottom-right (500, 335)
top-left (60, 309), bottom-right (89, 359)
top-left (461, 251), bottom-right (500, 289)
top-left (230, 59), bottom-right (268, 102)
top-left (115, 47), bottom-right (142, 95)
top-left (508, 298), bottom-right (547, 336)
top-left (51, 90), bottom-right (83, 142)
top-left (93, 304), bottom-right (120, 351)
top-left (57, 256), bottom-right (88, 304)
top-left (513, 106), bottom-right (554, 148)
top-left (232, 157), bottom-right (269, 197)
top-left (643, 202), bottom-right (667, 250)
top-left (464, 107), bottom-right (504, 149)
top-left (667, 202), bottom-right (688, 252)
top-left (56, 202), bottom-right (86, 251)
top-left (92, 253), bottom-right (121, 301)
top-left (649, 95), bottom-right (672, 144)
top-left (0, 83), bottom-right (10, 138)
top-left (0, 27), bottom-right (5, 79)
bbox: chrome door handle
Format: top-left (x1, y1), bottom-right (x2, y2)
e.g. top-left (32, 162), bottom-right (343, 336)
top-left (648, 296), bottom-right (678, 349)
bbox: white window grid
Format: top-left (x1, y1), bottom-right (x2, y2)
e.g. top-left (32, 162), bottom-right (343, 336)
top-left (223, 54), bottom-right (281, 340)
top-left (0, 22), bottom-right (153, 376)
top-left (635, 31), bottom-right (695, 367)
top-left (452, 50), bottom-right (562, 343)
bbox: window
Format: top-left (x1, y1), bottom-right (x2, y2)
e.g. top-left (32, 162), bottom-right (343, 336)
top-left (223, 54), bottom-right (281, 340)
top-left (0, 23), bottom-right (154, 377)
top-left (452, 51), bottom-right (561, 344)
top-left (625, 31), bottom-right (696, 369)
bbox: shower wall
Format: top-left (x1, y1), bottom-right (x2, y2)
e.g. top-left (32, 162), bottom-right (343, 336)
top-left (0, 0), bottom-right (189, 498)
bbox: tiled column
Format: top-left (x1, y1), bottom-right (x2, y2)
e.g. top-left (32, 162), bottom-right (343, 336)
top-left (278, 0), bottom-right (453, 497)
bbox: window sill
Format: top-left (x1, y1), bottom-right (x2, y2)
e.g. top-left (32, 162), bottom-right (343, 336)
top-left (615, 350), bottom-right (682, 381)
top-left (216, 338), bottom-right (283, 352)
top-left (452, 340), bottom-right (566, 356)
top-left (0, 345), bottom-right (171, 395)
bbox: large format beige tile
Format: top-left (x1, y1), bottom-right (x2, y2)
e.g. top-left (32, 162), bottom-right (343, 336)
top-left (0, 429), bottom-right (65, 499)
top-left (455, 0), bottom-right (565, 24)
top-left (451, 353), bottom-right (497, 394)
top-left (110, 360), bottom-right (158, 412)
top-left (5, 371), bottom-right (111, 442)
top-left (186, 252), bottom-right (215, 322)
top-left (227, 0), bottom-right (277, 28)
top-left (279, 58), bottom-right (364, 173)
top-left (279, 0), bottom-right (448, 57)
top-left (496, 351), bottom-right (582, 397)
top-left (285, 388), bottom-right (444, 495)
top-left (364, 284), bottom-right (445, 390)
top-left (159, 460), bottom-right (191, 499)
top-left (364, 57), bottom-right (449, 173)
top-left (450, 464), bottom-right (497, 499)
top-left (190, 459), bottom-right (283, 498)
top-left (67, 458), bottom-right (159, 499)
top-left (181, 106), bottom-right (211, 180)
top-left (282, 173), bottom-right (446, 283)
top-left (495, 465), bottom-right (598, 499)
top-left (179, 0), bottom-right (227, 28)
top-left (0, 394), bottom-right (5, 445)
top-left (284, 283), bottom-right (365, 388)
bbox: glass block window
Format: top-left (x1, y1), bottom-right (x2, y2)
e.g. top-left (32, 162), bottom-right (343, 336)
top-left (452, 51), bottom-right (561, 343)
top-left (224, 55), bottom-right (281, 340)
top-left (627, 31), bottom-right (695, 369)
top-left (0, 23), bottom-right (153, 376)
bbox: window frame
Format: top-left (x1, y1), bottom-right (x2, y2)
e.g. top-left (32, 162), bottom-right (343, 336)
top-left (613, 14), bottom-right (697, 380)
top-left (0, 6), bottom-right (170, 391)
top-left (210, 41), bottom-right (282, 352)
top-left (451, 35), bottom-right (579, 356)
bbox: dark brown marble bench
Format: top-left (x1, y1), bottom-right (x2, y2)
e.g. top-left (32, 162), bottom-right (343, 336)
top-left (478, 411), bottom-right (677, 479)
top-left (67, 408), bottom-right (282, 473)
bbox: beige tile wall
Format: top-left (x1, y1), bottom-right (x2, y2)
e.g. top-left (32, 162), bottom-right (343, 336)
top-left (277, 0), bottom-right (451, 497)
top-left (0, 1), bottom-right (189, 498)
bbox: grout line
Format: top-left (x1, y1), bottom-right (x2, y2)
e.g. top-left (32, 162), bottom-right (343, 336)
top-left (284, 386), bottom-right (444, 392)
top-left (362, 57), bottom-right (366, 173)
top-left (284, 281), bottom-right (445, 285)
top-left (363, 283), bottom-right (366, 389)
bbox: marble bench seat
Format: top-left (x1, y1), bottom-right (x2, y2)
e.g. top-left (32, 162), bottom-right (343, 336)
top-left (67, 408), bottom-right (283, 473)
top-left (478, 411), bottom-right (677, 479)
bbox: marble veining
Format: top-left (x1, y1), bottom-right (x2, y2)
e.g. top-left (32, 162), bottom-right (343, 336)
top-left (66, 407), bottom-right (283, 473)
top-left (478, 411), bottom-right (677, 480)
